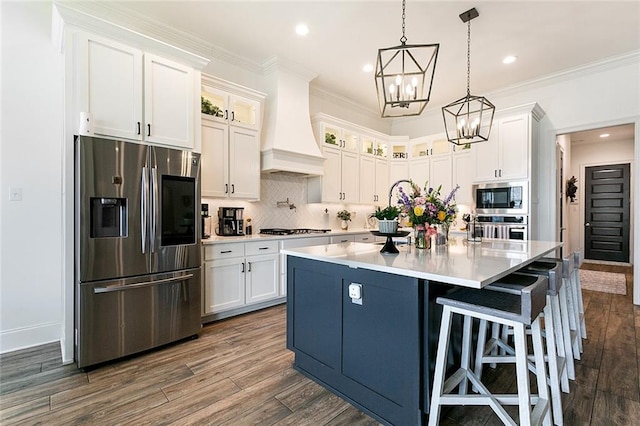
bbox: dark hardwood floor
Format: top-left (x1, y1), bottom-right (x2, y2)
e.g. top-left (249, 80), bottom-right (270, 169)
top-left (1, 264), bottom-right (638, 425)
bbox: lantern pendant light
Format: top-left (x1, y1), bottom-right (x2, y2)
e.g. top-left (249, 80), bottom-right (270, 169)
top-left (375, 0), bottom-right (439, 118)
top-left (442, 8), bottom-right (495, 145)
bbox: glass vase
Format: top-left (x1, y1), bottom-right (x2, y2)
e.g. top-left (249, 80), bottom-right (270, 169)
top-left (414, 226), bottom-right (431, 249)
top-left (435, 223), bottom-right (449, 246)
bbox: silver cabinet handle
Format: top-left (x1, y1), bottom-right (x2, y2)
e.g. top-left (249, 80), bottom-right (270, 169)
top-left (585, 222), bottom-right (591, 227)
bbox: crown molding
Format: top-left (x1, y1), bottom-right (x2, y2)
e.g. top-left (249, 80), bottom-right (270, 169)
top-left (309, 84), bottom-right (382, 120)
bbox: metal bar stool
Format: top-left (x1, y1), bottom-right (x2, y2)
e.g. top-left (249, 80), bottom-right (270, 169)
top-left (429, 274), bottom-right (551, 426)
top-left (572, 251), bottom-right (587, 340)
top-left (476, 269), bottom-right (569, 426)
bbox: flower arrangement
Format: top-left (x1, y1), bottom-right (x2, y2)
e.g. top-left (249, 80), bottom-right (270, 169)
top-left (396, 181), bottom-right (459, 228)
top-left (337, 210), bottom-right (352, 221)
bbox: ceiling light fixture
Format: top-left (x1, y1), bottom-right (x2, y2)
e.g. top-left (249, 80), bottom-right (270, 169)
top-left (503, 55), bottom-right (517, 64)
top-left (442, 7), bottom-right (495, 146)
top-left (362, 64), bottom-right (374, 73)
top-left (295, 23), bottom-right (309, 36)
top-left (375, 0), bottom-right (439, 118)
top-left (600, 133), bottom-right (610, 138)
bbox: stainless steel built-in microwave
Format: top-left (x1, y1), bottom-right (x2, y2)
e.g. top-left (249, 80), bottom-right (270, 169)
top-left (473, 181), bottom-right (529, 215)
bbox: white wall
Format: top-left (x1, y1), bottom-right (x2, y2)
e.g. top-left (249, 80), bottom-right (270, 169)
top-left (569, 138), bottom-right (635, 262)
top-left (0, 1), bottom-right (64, 352)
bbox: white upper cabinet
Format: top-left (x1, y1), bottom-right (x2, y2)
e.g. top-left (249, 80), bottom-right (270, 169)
top-left (200, 75), bottom-right (265, 200)
top-left (360, 135), bottom-right (389, 204)
top-left (452, 146), bottom-right (476, 205)
top-left (409, 134), bottom-right (452, 195)
top-left (76, 34), bottom-right (143, 141)
top-left (201, 86), bottom-right (260, 131)
top-left (144, 54), bottom-right (194, 147)
top-left (309, 117), bottom-right (362, 203)
top-left (75, 32), bottom-right (196, 149)
top-left (475, 114), bottom-right (529, 182)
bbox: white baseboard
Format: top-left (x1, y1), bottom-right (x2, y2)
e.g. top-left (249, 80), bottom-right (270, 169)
top-left (0, 321), bottom-right (61, 354)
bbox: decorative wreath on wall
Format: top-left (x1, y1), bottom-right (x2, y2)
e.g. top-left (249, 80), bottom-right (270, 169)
top-left (566, 176), bottom-right (578, 202)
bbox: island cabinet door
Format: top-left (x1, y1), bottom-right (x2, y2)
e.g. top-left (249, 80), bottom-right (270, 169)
top-left (341, 268), bottom-right (423, 426)
top-left (286, 257), bottom-right (342, 370)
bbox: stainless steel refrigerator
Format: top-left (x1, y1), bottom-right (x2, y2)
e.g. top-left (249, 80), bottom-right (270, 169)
top-left (75, 135), bottom-right (201, 368)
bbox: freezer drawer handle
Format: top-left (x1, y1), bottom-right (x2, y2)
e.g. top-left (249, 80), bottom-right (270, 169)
top-left (93, 274), bottom-right (194, 294)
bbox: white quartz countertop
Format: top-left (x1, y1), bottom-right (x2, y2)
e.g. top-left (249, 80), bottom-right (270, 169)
top-left (202, 228), bottom-right (380, 245)
top-left (281, 236), bottom-right (562, 289)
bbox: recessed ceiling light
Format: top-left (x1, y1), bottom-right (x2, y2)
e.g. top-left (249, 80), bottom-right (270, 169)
top-left (600, 133), bottom-right (610, 138)
top-left (502, 55), bottom-right (517, 64)
top-left (295, 23), bottom-right (309, 36)
top-left (362, 64), bottom-right (374, 73)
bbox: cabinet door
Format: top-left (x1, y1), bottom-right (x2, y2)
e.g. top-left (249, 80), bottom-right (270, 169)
top-left (341, 151), bottom-right (360, 203)
top-left (410, 157), bottom-right (430, 188)
top-left (452, 149), bottom-right (476, 205)
top-left (374, 158), bottom-right (389, 203)
top-left (246, 254), bottom-right (279, 304)
top-left (229, 126), bottom-right (260, 200)
top-left (76, 34), bottom-right (143, 141)
top-left (322, 147), bottom-right (342, 203)
top-left (474, 125), bottom-right (501, 181)
top-left (201, 86), bottom-right (229, 124)
top-left (499, 115), bottom-right (529, 180)
top-left (389, 161), bottom-right (410, 185)
top-left (359, 156), bottom-right (376, 204)
top-left (430, 155), bottom-right (453, 196)
top-left (144, 53), bottom-right (194, 149)
top-left (203, 258), bottom-right (245, 314)
top-left (201, 120), bottom-right (229, 198)
top-left (229, 95), bottom-right (260, 130)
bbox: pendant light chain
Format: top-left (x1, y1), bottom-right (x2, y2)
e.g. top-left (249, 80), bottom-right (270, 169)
top-left (400, 0), bottom-right (407, 44)
top-left (466, 19), bottom-right (471, 97)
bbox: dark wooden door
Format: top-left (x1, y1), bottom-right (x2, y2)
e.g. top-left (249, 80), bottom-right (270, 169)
top-left (584, 163), bottom-right (630, 262)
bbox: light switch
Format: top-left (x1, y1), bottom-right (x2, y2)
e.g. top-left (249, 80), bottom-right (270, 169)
top-left (9, 187), bottom-right (22, 201)
top-left (348, 283), bottom-right (362, 305)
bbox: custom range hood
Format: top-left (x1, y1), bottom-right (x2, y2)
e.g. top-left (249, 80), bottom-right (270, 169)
top-left (261, 58), bottom-right (324, 176)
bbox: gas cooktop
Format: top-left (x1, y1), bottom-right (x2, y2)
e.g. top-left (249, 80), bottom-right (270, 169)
top-left (260, 228), bottom-right (331, 236)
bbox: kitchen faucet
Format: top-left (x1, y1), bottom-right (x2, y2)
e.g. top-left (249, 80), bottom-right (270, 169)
top-left (388, 179), bottom-right (414, 207)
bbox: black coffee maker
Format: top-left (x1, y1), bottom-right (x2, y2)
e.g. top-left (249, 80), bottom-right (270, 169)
top-left (217, 207), bottom-right (244, 236)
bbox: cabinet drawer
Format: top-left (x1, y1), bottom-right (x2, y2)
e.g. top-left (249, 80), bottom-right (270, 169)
top-left (204, 243), bottom-right (245, 260)
top-left (245, 240), bottom-right (279, 256)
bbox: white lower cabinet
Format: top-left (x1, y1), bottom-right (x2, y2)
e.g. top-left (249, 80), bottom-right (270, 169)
top-left (203, 240), bottom-right (279, 315)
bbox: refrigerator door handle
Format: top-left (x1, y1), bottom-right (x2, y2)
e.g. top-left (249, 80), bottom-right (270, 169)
top-left (141, 166), bottom-right (148, 254)
top-left (93, 273), bottom-right (195, 294)
top-left (151, 167), bottom-right (159, 253)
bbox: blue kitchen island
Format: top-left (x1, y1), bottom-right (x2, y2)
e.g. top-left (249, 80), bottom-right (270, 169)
top-left (283, 237), bottom-right (561, 425)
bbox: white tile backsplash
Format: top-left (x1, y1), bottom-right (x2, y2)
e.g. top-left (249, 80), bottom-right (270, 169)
top-left (202, 173), bottom-right (379, 234)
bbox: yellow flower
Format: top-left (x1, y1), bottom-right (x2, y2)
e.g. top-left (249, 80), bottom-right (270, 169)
top-left (437, 211), bottom-right (446, 221)
top-left (413, 206), bottom-right (425, 217)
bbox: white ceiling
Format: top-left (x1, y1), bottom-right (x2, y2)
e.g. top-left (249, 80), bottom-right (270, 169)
top-left (86, 1), bottom-right (639, 115)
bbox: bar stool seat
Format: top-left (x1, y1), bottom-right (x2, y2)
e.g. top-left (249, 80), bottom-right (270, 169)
top-left (478, 267), bottom-right (569, 426)
top-left (429, 273), bottom-right (551, 426)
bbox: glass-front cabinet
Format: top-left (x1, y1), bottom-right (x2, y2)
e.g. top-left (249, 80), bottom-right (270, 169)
top-left (361, 136), bottom-right (388, 158)
top-left (201, 87), bottom-right (260, 130)
top-left (322, 124), bottom-right (359, 152)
